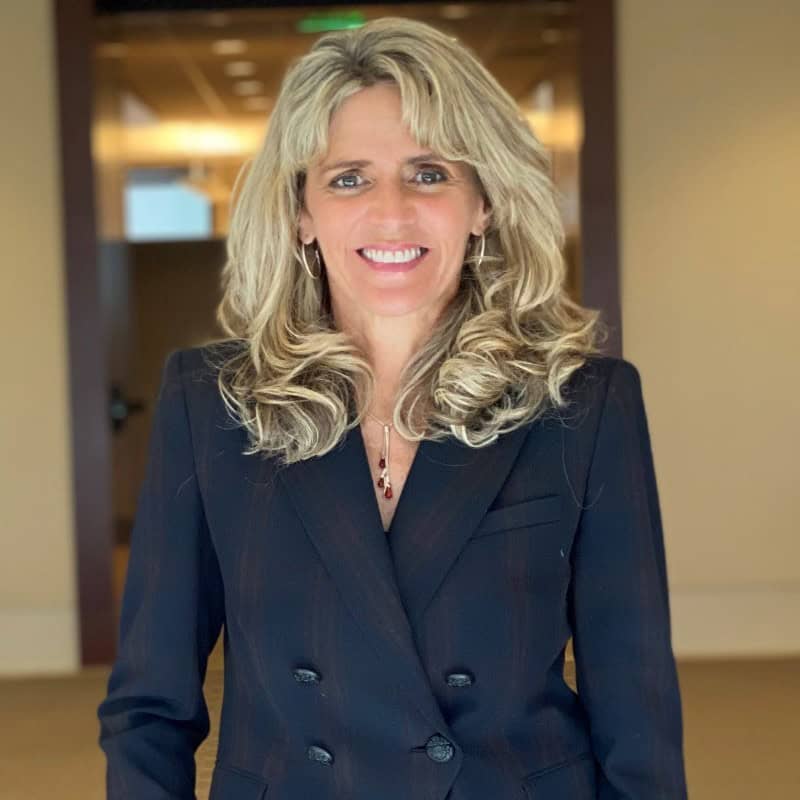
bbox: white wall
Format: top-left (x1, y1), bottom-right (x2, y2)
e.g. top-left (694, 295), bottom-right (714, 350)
top-left (0, 0), bottom-right (79, 674)
top-left (617, 0), bottom-right (800, 655)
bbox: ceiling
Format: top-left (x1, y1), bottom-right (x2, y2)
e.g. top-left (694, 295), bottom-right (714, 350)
top-left (92, 1), bottom-right (581, 223)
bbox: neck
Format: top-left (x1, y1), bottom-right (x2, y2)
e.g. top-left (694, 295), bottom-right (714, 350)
top-left (333, 301), bottom-right (439, 423)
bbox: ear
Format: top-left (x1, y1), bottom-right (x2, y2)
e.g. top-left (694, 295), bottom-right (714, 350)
top-left (298, 206), bottom-right (315, 245)
top-left (470, 196), bottom-right (492, 237)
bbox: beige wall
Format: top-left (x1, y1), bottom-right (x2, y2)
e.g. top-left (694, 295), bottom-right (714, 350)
top-left (617, 0), bottom-right (800, 655)
top-left (0, 0), bottom-right (79, 674)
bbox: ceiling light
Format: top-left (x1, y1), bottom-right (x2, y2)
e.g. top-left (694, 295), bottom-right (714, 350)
top-left (233, 80), bottom-right (264, 96)
top-left (224, 60), bottom-right (257, 78)
top-left (440, 4), bottom-right (471, 20)
top-left (212, 39), bottom-right (247, 56)
top-left (243, 96), bottom-right (272, 112)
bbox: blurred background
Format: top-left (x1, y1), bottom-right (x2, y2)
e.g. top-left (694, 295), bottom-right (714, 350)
top-left (0, 0), bottom-right (797, 798)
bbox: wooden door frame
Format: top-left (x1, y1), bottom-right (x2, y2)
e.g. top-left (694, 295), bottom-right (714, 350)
top-left (54, 0), bottom-right (116, 664)
top-left (54, 0), bottom-right (620, 665)
top-left (578, 0), bottom-right (622, 355)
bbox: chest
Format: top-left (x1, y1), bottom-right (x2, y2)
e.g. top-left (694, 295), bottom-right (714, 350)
top-left (359, 423), bottom-right (420, 533)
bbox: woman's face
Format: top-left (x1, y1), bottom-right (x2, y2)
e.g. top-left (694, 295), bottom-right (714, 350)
top-left (298, 82), bottom-right (490, 322)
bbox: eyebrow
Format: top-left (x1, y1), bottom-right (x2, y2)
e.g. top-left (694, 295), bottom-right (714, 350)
top-left (319, 152), bottom-right (444, 175)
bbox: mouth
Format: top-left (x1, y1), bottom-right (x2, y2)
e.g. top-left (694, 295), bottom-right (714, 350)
top-left (356, 246), bottom-right (430, 272)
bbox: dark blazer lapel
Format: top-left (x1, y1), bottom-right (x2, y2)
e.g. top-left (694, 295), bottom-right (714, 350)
top-left (276, 420), bottom-right (532, 738)
top-left (387, 422), bottom-right (532, 627)
top-left (276, 425), bottom-right (452, 737)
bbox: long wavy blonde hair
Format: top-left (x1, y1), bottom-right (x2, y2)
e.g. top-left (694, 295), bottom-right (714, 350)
top-left (208, 16), bottom-right (607, 466)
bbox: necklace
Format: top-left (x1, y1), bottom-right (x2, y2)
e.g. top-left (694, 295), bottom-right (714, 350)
top-left (365, 411), bottom-right (393, 500)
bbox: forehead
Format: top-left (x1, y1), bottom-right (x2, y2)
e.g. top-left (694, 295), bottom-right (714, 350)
top-left (330, 82), bottom-right (404, 126)
top-left (313, 84), bottom-right (442, 169)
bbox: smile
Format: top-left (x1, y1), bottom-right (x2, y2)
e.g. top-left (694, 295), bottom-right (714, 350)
top-left (357, 247), bottom-right (430, 272)
top-left (359, 246), bottom-right (428, 263)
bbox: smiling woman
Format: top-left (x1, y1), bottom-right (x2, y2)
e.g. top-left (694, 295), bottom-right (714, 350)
top-left (298, 82), bottom-right (492, 349)
top-left (97, 15), bottom-right (688, 800)
top-left (207, 15), bottom-right (608, 467)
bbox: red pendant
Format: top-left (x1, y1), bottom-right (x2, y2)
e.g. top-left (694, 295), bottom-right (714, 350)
top-left (375, 423), bottom-right (392, 501)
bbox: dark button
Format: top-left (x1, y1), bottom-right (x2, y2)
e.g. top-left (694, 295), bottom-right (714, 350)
top-left (293, 667), bottom-right (321, 683)
top-left (445, 671), bottom-right (474, 687)
top-left (307, 744), bottom-right (334, 765)
top-left (425, 734), bottom-right (455, 763)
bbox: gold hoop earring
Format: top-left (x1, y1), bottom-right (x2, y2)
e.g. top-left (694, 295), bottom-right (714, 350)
top-left (471, 233), bottom-right (486, 269)
top-left (300, 241), bottom-right (322, 279)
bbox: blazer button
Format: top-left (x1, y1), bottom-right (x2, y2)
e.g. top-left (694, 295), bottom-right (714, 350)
top-left (445, 671), bottom-right (474, 687)
top-left (425, 734), bottom-right (454, 763)
top-left (293, 667), bottom-right (322, 683)
top-left (307, 744), bottom-right (334, 765)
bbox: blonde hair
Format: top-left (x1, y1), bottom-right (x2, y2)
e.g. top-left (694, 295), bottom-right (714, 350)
top-left (209, 15), bottom-right (607, 465)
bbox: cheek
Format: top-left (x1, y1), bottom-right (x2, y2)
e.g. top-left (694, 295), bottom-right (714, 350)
top-left (315, 204), bottom-right (360, 245)
top-left (423, 199), bottom-right (474, 239)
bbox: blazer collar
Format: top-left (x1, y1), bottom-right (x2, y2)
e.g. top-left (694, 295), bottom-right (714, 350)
top-left (276, 420), bottom-right (531, 739)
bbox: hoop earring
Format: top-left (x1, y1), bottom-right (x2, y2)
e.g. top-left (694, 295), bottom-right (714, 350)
top-left (300, 241), bottom-right (322, 279)
top-left (471, 232), bottom-right (486, 269)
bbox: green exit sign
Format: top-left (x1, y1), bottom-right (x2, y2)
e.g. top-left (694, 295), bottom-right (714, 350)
top-left (297, 10), bottom-right (366, 34)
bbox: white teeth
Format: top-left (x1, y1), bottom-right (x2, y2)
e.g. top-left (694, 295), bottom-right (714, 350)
top-left (362, 247), bottom-right (424, 263)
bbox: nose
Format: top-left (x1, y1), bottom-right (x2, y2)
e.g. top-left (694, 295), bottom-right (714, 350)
top-left (366, 180), bottom-right (417, 227)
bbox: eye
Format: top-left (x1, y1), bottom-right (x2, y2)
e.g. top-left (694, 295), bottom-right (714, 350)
top-left (329, 167), bottom-right (449, 191)
top-left (413, 168), bottom-right (448, 185)
top-left (330, 173), bottom-right (365, 190)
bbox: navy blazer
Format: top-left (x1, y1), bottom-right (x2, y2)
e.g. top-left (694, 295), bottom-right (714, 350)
top-left (97, 344), bottom-right (688, 799)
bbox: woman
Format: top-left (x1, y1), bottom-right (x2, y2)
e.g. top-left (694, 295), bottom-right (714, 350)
top-left (97, 16), bottom-right (688, 800)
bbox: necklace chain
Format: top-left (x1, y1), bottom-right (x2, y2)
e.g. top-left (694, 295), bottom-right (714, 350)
top-left (366, 410), bottom-right (391, 428)
top-left (364, 411), bottom-right (393, 501)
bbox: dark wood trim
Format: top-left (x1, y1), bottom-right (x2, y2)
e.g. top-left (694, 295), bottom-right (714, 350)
top-left (95, 0), bottom-right (487, 13)
top-left (53, 0), bottom-right (116, 664)
top-left (577, 0), bottom-right (622, 357)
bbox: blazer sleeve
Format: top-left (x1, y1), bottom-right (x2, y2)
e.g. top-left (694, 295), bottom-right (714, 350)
top-left (567, 359), bottom-right (688, 799)
top-left (97, 349), bottom-right (226, 799)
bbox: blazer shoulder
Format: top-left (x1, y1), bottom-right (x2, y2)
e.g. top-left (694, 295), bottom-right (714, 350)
top-left (572, 353), bottom-right (640, 380)
top-left (570, 354), bottom-right (642, 389)
top-left (555, 354), bottom-right (644, 431)
top-left (562, 353), bottom-right (625, 398)
top-left (171, 339), bottom-right (247, 383)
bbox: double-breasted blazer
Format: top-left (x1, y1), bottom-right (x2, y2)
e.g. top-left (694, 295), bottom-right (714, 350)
top-left (97, 344), bottom-right (688, 799)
